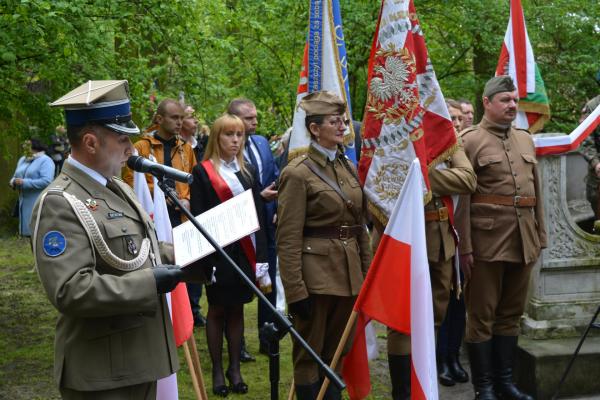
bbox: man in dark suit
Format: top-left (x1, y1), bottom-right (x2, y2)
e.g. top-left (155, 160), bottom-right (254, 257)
top-left (228, 98), bottom-right (279, 358)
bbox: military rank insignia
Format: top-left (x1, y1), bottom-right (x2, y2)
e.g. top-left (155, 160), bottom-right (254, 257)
top-left (42, 231), bottom-right (67, 257)
top-left (85, 198), bottom-right (98, 211)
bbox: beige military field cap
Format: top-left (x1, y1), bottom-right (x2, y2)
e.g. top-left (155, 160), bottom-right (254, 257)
top-left (300, 91), bottom-right (346, 116)
top-left (483, 75), bottom-right (517, 99)
top-left (50, 80), bottom-right (140, 135)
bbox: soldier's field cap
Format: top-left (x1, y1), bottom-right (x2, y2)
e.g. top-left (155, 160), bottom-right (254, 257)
top-left (483, 76), bottom-right (517, 99)
top-left (300, 91), bottom-right (346, 116)
top-left (50, 80), bottom-right (140, 136)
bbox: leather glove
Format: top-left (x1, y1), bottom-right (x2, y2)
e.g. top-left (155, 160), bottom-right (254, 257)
top-left (153, 264), bottom-right (184, 294)
top-left (288, 297), bottom-right (312, 321)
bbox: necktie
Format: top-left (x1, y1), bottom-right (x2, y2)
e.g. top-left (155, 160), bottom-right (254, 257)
top-left (245, 138), bottom-right (261, 185)
top-left (106, 180), bottom-right (125, 200)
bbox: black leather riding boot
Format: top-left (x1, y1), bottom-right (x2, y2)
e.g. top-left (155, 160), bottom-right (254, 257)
top-left (467, 341), bottom-right (497, 400)
top-left (295, 381), bottom-right (319, 400)
top-left (388, 354), bottom-right (411, 400)
top-left (492, 335), bottom-right (533, 400)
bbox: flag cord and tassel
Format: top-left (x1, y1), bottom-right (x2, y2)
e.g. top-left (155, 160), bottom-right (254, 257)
top-left (316, 310), bottom-right (359, 400)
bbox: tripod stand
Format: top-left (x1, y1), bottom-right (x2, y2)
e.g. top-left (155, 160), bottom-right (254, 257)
top-left (158, 179), bottom-right (345, 400)
top-left (552, 304), bottom-right (600, 400)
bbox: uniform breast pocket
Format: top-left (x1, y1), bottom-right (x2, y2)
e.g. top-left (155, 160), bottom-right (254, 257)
top-left (102, 220), bottom-right (143, 260)
top-left (477, 154), bottom-right (503, 169)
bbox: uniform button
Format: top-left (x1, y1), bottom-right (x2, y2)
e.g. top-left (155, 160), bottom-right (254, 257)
top-left (62, 176), bottom-right (69, 181)
top-left (121, 226), bottom-right (127, 233)
top-left (513, 173), bottom-right (517, 177)
top-left (306, 246), bottom-right (312, 250)
top-left (517, 212), bottom-right (522, 217)
top-left (339, 180), bottom-right (344, 186)
top-left (343, 241), bottom-right (347, 246)
top-left (510, 161), bottom-right (514, 164)
top-left (517, 186), bottom-right (521, 190)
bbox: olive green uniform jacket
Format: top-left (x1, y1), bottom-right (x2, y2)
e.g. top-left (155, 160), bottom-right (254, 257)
top-left (276, 145), bottom-right (372, 304)
top-left (30, 161), bottom-right (178, 392)
top-left (455, 117), bottom-right (547, 264)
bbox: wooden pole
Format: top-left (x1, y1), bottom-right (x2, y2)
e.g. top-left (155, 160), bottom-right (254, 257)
top-left (287, 377), bottom-right (295, 400)
top-left (316, 310), bottom-right (359, 400)
top-left (188, 335), bottom-right (208, 400)
top-left (183, 340), bottom-right (202, 400)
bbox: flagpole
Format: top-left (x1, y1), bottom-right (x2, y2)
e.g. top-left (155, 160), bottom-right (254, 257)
top-left (287, 378), bottom-right (295, 400)
top-left (183, 340), bottom-right (203, 400)
top-left (316, 310), bottom-right (359, 400)
top-left (187, 335), bottom-right (208, 400)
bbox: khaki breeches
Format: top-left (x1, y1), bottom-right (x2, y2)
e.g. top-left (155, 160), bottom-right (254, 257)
top-left (292, 294), bottom-right (356, 385)
top-left (60, 381), bottom-right (157, 400)
top-left (387, 258), bottom-right (453, 355)
top-left (464, 260), bottom-right (534, 343)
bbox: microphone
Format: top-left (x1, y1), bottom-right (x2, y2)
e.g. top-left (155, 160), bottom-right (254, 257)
top-left (127, 156), bottom-right (193, 184)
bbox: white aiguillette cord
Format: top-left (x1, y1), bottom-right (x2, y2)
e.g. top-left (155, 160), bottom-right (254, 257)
top-left (32, 187), bottom-right (150, 272)
top-left (62, 191), bottom-right (150, 271)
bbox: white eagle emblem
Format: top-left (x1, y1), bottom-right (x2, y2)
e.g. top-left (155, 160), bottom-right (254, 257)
top-left (370, 56), bottom-right (412, 102)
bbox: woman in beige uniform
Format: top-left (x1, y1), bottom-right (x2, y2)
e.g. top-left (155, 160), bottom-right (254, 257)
top-left (276, 91), bottom-right (372, 400)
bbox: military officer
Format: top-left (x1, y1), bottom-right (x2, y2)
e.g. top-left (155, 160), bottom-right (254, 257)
top-left (454, 76), bottom-right (547, 400)
top-left (277, 91), bottom-right (372, 400)
top-left (31, 81), bottom-right (203, 399)
top-left (384, 119), bottom-right (477, 399)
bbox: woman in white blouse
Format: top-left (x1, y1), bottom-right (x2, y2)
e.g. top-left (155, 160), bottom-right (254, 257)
top-left (190, 114), bottom-right (269, 397)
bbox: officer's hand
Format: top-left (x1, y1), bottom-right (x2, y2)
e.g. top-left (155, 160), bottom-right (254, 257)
top-left (152, 265), bottom-right (184, 294)
top-left (288, 297), bottom-right (312, 321)
top-left (459, 253), bottom-right (474, 282)
top-left (594, 163), bottom-right (600, 178)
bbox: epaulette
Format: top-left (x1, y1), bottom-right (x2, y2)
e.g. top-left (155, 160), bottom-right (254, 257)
top-left (45, 175), bottom-right (72, 194)
top-left (514, 127), bottom-right (532, 135)
top-left (288, 154), bottom-right (307, 168)
top-left (458, 125), bottom-right (478, 138)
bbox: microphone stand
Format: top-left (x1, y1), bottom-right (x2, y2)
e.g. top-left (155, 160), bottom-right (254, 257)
top-left (156, 177), bottom-right (346, 399)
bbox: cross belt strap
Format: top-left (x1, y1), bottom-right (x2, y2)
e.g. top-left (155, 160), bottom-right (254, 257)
top-left (472, 193), bottom-right (536, 207)
top-left (302, 158), bottom-right (362, 222)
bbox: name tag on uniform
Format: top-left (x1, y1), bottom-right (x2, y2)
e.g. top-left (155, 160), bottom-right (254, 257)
top-left (107, 212), bottom-right (124, 219)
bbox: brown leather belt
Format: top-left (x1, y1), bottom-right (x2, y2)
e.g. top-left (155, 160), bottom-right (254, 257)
top-left (472, 194), bottom-right (536, 207)
top-left (425, 207), bottom-right (449, 222)
top-left (303, 225), bottom-right (363, 240)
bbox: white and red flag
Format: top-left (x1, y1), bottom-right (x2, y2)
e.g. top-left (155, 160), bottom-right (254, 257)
top-left (534, 102), bottom-right (600, 156)
top-left (132, 153), bottom-right (194, 399)
top-left (495, 0), bottom-right (550, 133)
top-left (342, 159), bottom-right (437, 400)
top-left (358, 0), bottom-right (457, 224)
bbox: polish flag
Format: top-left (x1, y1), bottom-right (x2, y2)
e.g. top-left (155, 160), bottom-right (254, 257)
top-left (132, 153), bottom-right (194, 399)
top-left (342, 159), bottom-right (437, 400)
top-left (534, 101), bottom-right (600, 156)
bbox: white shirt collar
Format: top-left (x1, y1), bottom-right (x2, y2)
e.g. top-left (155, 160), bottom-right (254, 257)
top-left (184, 135), bottom-right (198, 149)
top-left (220, 158), bottom-right (240, 172)
top-left (67, 156), bottom-right (108, 186)
top-left (312, 141), bottom-right (338, 162)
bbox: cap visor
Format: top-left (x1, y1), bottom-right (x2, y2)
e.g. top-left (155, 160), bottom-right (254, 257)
top-left (104, 120), bottom-right (140, 136)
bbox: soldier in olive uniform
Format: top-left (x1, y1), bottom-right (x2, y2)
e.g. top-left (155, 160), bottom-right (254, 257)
top-left (31, 81), bottom-right (203, 399)
top-left (577, 95), bottom-right (600, 217)
top-left (384, 129), bottom-right (477, 399)
top-left (277, 91), bottom-right (372, 400)
top-left (455, 76), bottom-right (547, 400)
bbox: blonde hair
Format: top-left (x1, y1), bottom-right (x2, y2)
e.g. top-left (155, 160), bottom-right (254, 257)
top-left (203, 114), bottom-right (251, 179)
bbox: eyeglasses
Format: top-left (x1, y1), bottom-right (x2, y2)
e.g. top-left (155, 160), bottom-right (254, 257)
top-left (327, 118), bottom-right (350, 127)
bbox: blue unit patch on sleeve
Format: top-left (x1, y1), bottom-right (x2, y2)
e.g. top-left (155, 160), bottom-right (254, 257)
top-left (42, 231), bottom-right (67, 257)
